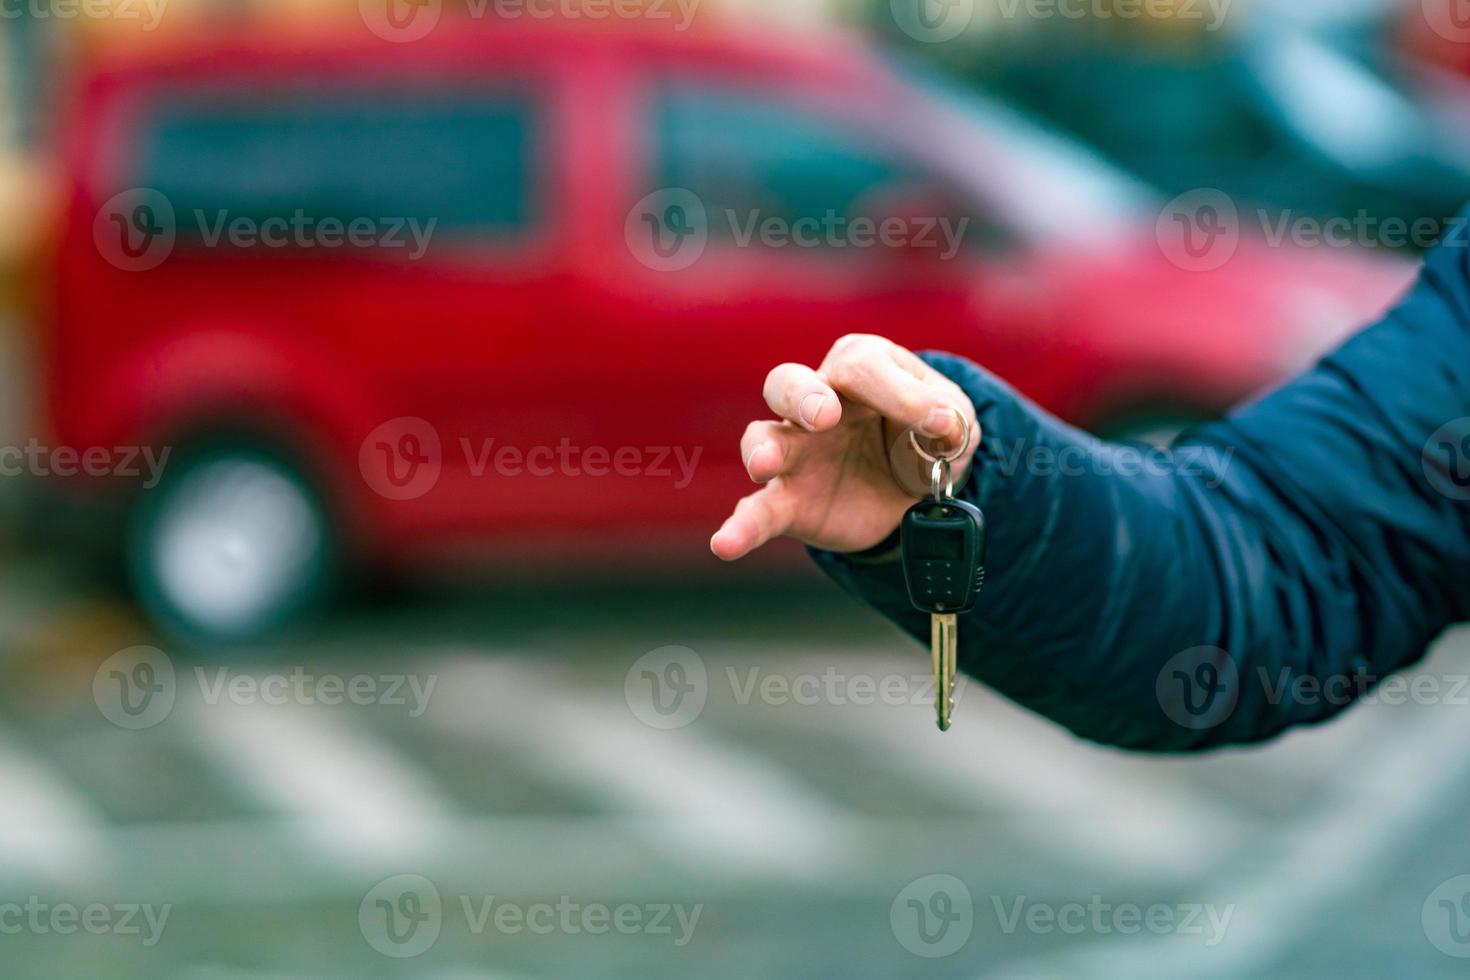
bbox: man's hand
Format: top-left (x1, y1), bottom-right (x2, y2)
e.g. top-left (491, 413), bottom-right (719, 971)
top-left (711, 335), bottom-right (978, 560)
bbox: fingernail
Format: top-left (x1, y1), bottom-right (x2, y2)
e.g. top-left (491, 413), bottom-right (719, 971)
top-left (920, 407), bottom-right (954, 438)
top-left (799, 393), bottom-right (827, 431)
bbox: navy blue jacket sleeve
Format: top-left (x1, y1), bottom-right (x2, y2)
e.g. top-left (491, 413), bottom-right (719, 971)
top-left (811, 233), bottom-right (1470, 752)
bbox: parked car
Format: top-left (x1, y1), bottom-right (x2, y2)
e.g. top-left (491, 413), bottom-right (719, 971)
top-left (44, 22), bottom-right (1414, 642)
top-left (967, 24), bottom-right (1470, 250)
top-left (1400, 0), bottom-right (1470, 81)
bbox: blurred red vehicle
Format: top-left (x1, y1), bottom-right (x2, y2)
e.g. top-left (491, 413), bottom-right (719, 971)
top-left (1401, 1), bottom-right (1470, 80)
top-left (45, 21), bottom-right (1413, 641)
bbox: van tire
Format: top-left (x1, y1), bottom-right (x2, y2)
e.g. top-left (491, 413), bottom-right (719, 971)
top-left (127, 444), bottom-right (337, 647)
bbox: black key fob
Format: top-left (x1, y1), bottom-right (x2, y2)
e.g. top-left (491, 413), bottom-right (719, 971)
top-left (900, 498), bottom-right (987, 614)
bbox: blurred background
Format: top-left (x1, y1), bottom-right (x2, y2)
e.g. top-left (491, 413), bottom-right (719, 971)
top-left (5, 0), bottom-right (1470, 976)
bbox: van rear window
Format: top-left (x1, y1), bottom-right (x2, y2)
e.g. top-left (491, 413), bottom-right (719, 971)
top-left (130, 87), bottom-right (538, 244)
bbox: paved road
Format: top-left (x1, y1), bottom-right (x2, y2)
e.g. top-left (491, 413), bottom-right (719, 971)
top-left (2, 550), bottom-right (1470, 979)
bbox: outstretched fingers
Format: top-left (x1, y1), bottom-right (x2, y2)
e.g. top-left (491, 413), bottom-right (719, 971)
top-left (710, 484), bottom-right (797, 561)
top-left (741, 421), bottom-right (806, 483)
top-left (764, 363), bottom-right (842, 432)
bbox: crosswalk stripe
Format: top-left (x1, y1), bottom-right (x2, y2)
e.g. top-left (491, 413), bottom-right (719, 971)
top-left (0, 729), bottom-right (107, 883)
top-left (988, 647), bottom-right (1470, 979)
top-left (179, 689), bottom-right (455, 868)
top-left (771, 651), bottom-right (1244, 883)
top-left (177, 968), bottom-right (540, 980)
top-left (427, 653), bottom-right (862, 884)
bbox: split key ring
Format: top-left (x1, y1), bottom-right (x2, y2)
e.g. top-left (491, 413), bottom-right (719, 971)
top-left (908, 408), bottom-right (974, 502)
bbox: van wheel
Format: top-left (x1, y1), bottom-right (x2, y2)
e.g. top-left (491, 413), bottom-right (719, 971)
top-left (128, 446), bottom-right (336, 646)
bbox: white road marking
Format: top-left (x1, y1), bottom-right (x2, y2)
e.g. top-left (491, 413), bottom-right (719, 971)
top-left (427, 653), bottom-right (861, 884)
top-left (180, 689), bottom-right (454, 867)
top-left (771, 651), bottom-right (1245, 883)
top-left (0, 730), bottom-right (107, 883)
top-left (990, 643), bottom-right (1470, 979)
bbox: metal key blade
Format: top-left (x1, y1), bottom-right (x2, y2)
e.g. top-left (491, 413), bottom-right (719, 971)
top-left (931, 612), bottom-right (958, 731)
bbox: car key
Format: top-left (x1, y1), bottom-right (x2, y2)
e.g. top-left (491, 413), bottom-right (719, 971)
top-left (900, 416), bottom-right (986, 732)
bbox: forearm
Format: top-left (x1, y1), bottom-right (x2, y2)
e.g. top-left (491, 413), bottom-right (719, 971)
top-left (814, 361), bottom-right (1265, 751)
top-left (814, 243), bottom-right (1470, 751)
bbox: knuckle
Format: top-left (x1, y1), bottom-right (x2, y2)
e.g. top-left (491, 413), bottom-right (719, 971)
top-left (831, 333), bottom-right (879, 359)
top-left (826, 346), bottom-right (873, 387)
top-left (763, 363), bottom-right (800, 402)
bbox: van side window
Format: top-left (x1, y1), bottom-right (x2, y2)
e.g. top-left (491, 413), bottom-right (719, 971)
top-left (653, 87), bottom-right (917, 241)
top-left (133, 89), bottom-right (538, 245)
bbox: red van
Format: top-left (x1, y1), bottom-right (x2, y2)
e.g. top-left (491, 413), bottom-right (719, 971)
top-left (46, 22), bottom-right (1412, 641)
